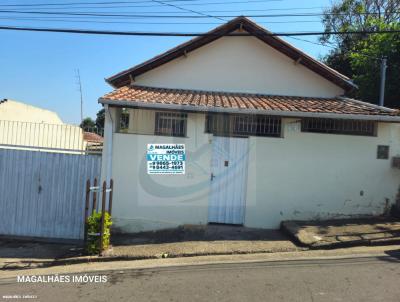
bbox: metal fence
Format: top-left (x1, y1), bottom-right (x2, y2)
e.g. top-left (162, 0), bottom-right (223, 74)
top-left (0, 120), bottom-right (103, 153)
top-left (0, 148), bottom-right (102, 240)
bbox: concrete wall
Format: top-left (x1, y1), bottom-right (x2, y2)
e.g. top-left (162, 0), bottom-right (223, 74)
top-left (245, 119), bottom-right (400, 229)
top-left (0, 100), bottom-right (87, 151)
top-left (107, 107), bottom-right (400, 232)
top-left (110, 111), bottom-right (212, 232)
top-left (0, 99), bottom-right (63, 124)
top-left (135, 33), bottom-right (345, 98)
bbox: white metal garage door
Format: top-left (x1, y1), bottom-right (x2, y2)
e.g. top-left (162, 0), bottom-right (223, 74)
top-left (208, 136), bottom-right (249, 225)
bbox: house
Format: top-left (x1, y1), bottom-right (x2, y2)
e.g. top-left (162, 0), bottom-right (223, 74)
top-left (0, 99), bottom-right (100, 152)
top-left (83, 131), bottom-right (104, 151)
top-left (99, 17), bottom-right (400, 233)
top-left (0, 98), bottom-right (64, 124)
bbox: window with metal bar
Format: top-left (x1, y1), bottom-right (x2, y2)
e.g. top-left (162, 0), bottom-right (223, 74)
top-left (205, 114), bottom-right (281, 137)
top-left (155, 112), bottom-right (187, 137)
top-left (301, 118), bottom-right (376, 136)
top-left (119, 108), bottom-right (130, 133)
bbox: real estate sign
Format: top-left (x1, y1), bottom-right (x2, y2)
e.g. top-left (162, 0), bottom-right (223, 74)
top-left (147, 144), bottom-right (186, 175)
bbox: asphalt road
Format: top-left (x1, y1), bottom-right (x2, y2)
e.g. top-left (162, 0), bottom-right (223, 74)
top-left (1, 255), bottom-right (400, 302)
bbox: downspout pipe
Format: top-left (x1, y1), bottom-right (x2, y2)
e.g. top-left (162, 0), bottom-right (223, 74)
top-left (104, 104), bottom-right (113, 186)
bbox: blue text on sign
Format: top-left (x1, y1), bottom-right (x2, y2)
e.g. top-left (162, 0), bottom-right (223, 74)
top-left (147, 154), bottom-right (186, 161)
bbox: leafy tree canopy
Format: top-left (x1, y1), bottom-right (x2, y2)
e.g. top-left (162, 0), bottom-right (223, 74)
top-left (321, 0), bottom-right (400, 107)
top-left (80, 117), bottom-right (96, 130)
top-left (95, 109), bottom-right (105, 133)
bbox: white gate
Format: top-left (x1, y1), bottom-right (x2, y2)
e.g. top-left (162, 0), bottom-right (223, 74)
top-left (208, 136), bottom-right (249, 225)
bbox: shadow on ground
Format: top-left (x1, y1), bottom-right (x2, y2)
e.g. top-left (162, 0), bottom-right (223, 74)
top-left (111, 224), bottom-right (290, 246)
top-left (282, 217), bottom-right (400, 248)
top-left (0, 237), bottom-right (84, 260)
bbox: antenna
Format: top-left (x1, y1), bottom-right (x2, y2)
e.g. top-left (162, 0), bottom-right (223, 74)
top-left (75, 69), bottom-right (84, 123)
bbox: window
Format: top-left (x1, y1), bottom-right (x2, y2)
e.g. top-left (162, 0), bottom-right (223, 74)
top-left (301, 118), bottom-right (376, 136)
top-left (119, 108), bottom-right (130, 132)
top-left (155, 112), bottom-right (187, 137)
top-left (205, 114), bottom-right (281, 137)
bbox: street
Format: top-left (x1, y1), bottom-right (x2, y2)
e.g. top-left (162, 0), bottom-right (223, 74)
top-left (1, 254), bottom-right (400, 302)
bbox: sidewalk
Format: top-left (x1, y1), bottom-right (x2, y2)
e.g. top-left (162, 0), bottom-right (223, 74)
top-left (2, 244), bottom-right (400, 280)
top-left (282, 217), bottom-right (400, 248)
top-left (2, 219), bottom-right (400, 271)
top-left (0, 225), bottom-right (301, 270)
top-left (106, 224), bottom-right (302, 259)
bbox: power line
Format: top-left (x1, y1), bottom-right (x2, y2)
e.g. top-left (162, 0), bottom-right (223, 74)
top-left (287, 36), bottom-right (336, 49)
top-left (150, 0), bottom-right (225, 21)
top-left (0, 10), bottom-right (398, 18)
top-left (0, 25), bottom-right (399, 36)
top-left (0, 16), bottom-right (322, 24)
top-left (0, 0), bottom-right (282, 9)
top-left (0, 0), bottom-right (274, 6)
top-left (0, 6), bottom-right (326, 13)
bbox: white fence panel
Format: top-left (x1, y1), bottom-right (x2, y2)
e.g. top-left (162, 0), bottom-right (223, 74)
top-left (0, 148), bottom-right (101, 240)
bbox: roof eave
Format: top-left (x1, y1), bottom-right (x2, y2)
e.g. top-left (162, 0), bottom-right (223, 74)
top-left (98, 98), bottom-right (400, 122)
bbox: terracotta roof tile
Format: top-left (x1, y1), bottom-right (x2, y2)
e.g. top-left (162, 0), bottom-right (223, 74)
top-left (83, 132), bottom-right (104, 143)
top-left (100, 85), bottom-right (399, 118)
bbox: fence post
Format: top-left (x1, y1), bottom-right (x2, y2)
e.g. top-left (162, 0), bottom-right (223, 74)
top-left (84, 179), bottom-right (90, 243)
top-left (99, 180), bottom-right (107, 254)
top-left (92, 177), bottom-right (98, 213)
top-left (108, 179), bottom-right (114, 215)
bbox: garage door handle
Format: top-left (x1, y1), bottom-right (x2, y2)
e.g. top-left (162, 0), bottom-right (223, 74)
top-left (210, 173), bottom-right (216, 181)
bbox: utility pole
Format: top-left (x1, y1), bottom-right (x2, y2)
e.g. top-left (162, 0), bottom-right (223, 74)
top-left (75, 69), bottom-right (84, 123)
top-left (379, 57), bottom-right (387, 107)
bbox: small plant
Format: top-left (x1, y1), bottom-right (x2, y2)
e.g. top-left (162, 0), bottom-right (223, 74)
top-left (86, 211), bottom-right (112, 255)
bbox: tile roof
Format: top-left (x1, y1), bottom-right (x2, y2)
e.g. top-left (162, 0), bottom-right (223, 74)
top-left (100, 85), bottom-right (400, 118)
top-left (83, 131), bottom-right (104, 143)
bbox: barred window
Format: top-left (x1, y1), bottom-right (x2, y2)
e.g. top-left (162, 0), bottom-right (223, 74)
top-left (205, 114), bottom-right (281, 137)
top-left (155, 112), bottom-right (187, 137)
top-left (119, 108), bottom-right (130, 132)
top-left (301, 118), bottom-right (376, 136)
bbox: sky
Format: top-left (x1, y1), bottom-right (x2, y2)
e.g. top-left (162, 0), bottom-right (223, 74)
top-left (0, 0), bottom-right (334, 125)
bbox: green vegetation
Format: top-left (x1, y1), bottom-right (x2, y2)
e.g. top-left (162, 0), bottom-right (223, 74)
top-left (321, 0), bottom-right (400, 107)
top-left (86, 211), bottom-right (112, 255)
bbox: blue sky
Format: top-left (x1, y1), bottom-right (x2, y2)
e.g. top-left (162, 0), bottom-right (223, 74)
top-left (0, 0), bottom-right (334, 124)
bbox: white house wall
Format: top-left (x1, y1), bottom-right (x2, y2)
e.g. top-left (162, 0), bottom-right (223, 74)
top-left (110, 112), bottom-right (212, 232)
top-left (135, 34), bottom-right (345, 98)
top-left (108, 108), bottom-right (400, 232)
top-left (245, 120), bottom-right (400, 229)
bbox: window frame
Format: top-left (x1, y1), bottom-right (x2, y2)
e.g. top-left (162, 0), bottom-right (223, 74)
top-left (205, 113), bottom-right (282, 138)
top-left (301, 117), bottom-right (377, 137)
top-left (154, 111), bottom-right (188, 137)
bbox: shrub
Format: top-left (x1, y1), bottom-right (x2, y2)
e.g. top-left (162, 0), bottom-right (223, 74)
top-left (86, 211), bottom-right (112, 255)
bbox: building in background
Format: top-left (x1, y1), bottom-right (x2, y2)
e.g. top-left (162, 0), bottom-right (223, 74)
top-left (0, 99), bottom-right (102, 152)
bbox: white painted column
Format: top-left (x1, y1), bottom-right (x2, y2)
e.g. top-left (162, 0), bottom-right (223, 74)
top-left (103, 104), bottom-right (114, 185)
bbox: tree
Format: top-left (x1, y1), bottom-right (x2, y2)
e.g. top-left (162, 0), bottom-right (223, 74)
top-left (80, 117), bottom-right (96, 130)
top-left (349, 21), bottom-right (400, 107)
top-left (321, 0), bottom-right (400, 106)
top-left (95, 109), bottom-right (105, 134)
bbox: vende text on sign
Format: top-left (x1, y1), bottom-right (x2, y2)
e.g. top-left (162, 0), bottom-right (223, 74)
top-left (147, 144), bottom-right (186, 175)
